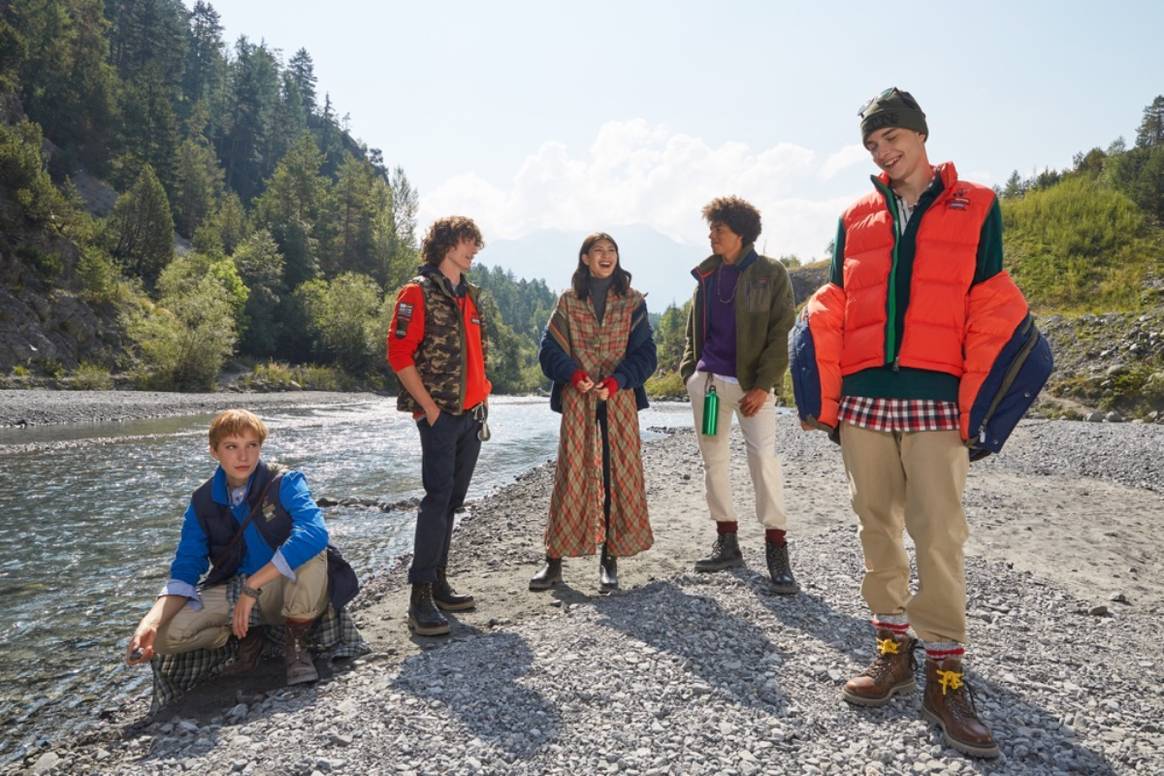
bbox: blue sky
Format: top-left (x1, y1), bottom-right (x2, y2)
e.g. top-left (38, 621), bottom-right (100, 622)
top-left (195, 1), bottom-right (1163, 266)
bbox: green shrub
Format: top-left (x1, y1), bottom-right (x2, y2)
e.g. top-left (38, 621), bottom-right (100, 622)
top-left (645, 370), bottom-right (687, 400)
top-left (11, 365), bottom-right (29, 377)
top-left (71, 363), bottom-right (113, 390)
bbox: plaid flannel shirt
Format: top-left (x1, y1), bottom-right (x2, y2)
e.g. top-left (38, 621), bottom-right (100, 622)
top-left (838, 396), bottom-right (960, 433)
top-left (148, 574), bottom-right (369, 712)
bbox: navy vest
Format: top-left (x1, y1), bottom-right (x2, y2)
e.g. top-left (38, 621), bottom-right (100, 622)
top-left (190, 461), bottom-right (360, 611)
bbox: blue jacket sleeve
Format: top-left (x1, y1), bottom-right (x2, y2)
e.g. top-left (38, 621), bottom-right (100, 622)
top-left (273, 471), bottom-right (329, 573)
top-left (539, 318), bottom-right (580, 383)
top-left (612, 301), bottom-right (657, 389)
top-left (168, 501), bottom-right (210, 587)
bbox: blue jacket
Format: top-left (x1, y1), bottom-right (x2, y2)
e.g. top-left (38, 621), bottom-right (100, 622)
top-left (539, 298), bottom-right (656, 413)
top-left (162, 461), bottom-right (329, 603)
top-left (789, 311), bottom-right (1053, 459)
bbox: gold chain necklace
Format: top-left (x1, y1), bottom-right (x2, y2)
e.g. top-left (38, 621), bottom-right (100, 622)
top-left (715, 263), bottom-right (739, 304)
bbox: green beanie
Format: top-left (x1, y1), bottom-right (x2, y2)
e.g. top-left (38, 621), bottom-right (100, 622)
top-left (859, 88), bottom-right (928, 142)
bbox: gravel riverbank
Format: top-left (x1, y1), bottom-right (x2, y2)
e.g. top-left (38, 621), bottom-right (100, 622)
top-left (6, 414), bottom-right (1163, 775)
top-left (0, 389), bottom-right (384, 428)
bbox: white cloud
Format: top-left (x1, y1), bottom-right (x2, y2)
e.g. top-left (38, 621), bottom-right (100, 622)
top-left (820, 144), bottom-right (868, 180)
top-left (419, 120), bottom-right (865, 262)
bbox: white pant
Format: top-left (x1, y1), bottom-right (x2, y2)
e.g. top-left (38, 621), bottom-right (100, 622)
top-left (687, 372), bottom-right (788, 529)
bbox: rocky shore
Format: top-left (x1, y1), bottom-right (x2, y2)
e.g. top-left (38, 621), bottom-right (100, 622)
top-left (6, 412), bottom-right (1164, 775)
top-left (0, 389), bottom-right (382, 428)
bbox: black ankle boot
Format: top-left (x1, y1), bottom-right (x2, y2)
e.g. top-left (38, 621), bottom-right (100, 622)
top-left (765, 539), bottom-right (799, 595)
top-left (434, 566), bottom-right (475, 611)
top-left (694, 532), bottom-right (743, 572)
top-left (529, 556), bottom-right (562, 591)
top-left (599, 545), bottom-right (618, 591)
top-left (408, 583), bottom-right (450, 636)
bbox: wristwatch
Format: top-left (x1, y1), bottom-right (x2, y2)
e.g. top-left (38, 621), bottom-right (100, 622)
top-left (241, 584), bottom-right (262, 600)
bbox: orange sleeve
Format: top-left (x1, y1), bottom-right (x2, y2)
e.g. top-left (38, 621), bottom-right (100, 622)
top-left (805, 282), bottom-right (847, 428)
top-left (958, 271), bottom-right (1029, 440)
top-left (387, 284), bottom-right (425, 372)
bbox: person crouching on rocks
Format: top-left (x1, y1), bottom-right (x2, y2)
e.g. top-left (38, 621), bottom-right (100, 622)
top-left (387, 216), bottom-right (492, 636)
top-left (530, 232), bottom-right (658, 592)
top-left (126, 409), bottom-right (359, 687)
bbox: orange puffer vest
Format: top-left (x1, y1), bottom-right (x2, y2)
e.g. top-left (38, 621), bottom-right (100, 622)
top-left (839, 162), bottom-right (992, 377)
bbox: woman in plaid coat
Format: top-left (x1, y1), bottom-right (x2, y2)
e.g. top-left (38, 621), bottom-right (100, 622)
top-left (529, 232), bottom-right (657, 592)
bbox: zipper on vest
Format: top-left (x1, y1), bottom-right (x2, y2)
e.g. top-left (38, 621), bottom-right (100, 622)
top-left (881, 181), bottom-right (902, 365)
top-left (975, 315), bottom-right (1037, 440)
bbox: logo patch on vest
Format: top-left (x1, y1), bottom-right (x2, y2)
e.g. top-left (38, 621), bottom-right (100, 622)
top-left (949, 189), bottom-right (971, 210)
top-left (394, 302), bottom-right (413, 339)
top-left (471, 315), bottom-right (481, 326)
top-left (262, 501), bottom-right (277, 522)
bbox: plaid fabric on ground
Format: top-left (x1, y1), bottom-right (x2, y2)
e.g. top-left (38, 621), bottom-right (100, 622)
top-left (148, 575), bottom-right (369, 712)
top-left (838, 396), bottom-right (960, 433)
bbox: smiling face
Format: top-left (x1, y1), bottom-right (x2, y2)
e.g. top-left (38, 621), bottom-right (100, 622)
top-left (709, 221), bottom-right (744, 262)
top-left (210, 430), bottom-right (263, 488)
top-left (442, 236), bottom-right (481, 277)
top-left (864, 126), bottom-right (928, 183)
top-left (582, 238), bottom-right (619, 279)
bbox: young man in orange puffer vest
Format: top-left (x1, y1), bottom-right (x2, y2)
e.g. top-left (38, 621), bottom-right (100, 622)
top-left (793, 88), bottom-right (1043, 759)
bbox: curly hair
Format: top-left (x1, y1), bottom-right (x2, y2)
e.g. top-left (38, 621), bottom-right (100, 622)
top-left (571, 232), bottom-right (631, 300)
top-left (701, 196), bottom-right (762, 246)
top-left (421, 216), bottom-right (485, 267)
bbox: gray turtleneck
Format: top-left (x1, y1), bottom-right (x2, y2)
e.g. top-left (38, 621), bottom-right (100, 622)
top-left (588, 274), bottom-right (615, 324)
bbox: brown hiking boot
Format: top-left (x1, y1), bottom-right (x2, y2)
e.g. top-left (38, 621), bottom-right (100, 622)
top-left (922, 658), bottom-right (1000, 759)
top-left (284, 619), bottom-right (319, 686)
top-left (223, 627), bottom-right (266, 675)
top-left (842, 631), bottom-right (917, 706)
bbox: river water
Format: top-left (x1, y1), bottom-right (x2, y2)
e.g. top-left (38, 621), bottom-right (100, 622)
top-left (0, 395), bottom-right (693, 763)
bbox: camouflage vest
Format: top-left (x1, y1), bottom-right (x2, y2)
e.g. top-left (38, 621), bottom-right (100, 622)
top-left (396, 272), bottom-right (484, 415)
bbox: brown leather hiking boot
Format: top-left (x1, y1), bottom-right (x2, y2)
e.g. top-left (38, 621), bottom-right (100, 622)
top-left (842, 631), bottom-right (917, 706)
top-left (223, 627), bottom-right (266, 675)
top-left (922, 658), bottom-right (1000, 759)
top-left (284, 619), bottom-right (319, 686)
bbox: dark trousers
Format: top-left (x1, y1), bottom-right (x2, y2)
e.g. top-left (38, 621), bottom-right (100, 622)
top-left (409, 410), bottom-right (482, 584)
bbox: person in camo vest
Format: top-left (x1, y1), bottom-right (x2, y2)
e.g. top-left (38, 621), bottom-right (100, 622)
top-left (529, 232), bottom-right (657, 592)
top-left (387, 216), bottom-right (492, 637)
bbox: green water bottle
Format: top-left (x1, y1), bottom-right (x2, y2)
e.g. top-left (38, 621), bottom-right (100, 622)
top-left (701, 384), bottom-right (719, 436)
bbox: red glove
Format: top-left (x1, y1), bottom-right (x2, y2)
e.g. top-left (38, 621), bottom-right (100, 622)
top-left (570, 369), bottom-right (590, 389)
top-left (601, 376), bottom-right (620, 395)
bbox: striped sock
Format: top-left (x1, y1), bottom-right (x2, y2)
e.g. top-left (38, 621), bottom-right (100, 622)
top-left (871, 613), bottom-right (910, 637)
top-left (924, 641), bottom-right (966, 664)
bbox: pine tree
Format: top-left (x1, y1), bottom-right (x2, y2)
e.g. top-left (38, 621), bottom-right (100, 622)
top-left (253, 133), bottom-right (329, 286)
top-left (287, 48), bottom-right (317, 119)
top-left (232, 229), bottom-right (285, 356)
top-left (106, 163), bottom-right (174, 289)
top-left (172, 135), bottom-right (224, 237)
top-left (1135, 95), bottom-right (1164, 149)
top-left (219, 36), bottom-right (280, 202)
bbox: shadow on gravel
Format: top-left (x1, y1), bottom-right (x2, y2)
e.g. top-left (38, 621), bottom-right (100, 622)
top-left (391, 626), bottom-right (560, 759)
top-left (747, 569), bottom-right (1116, 774)
top-left (593, 580), bottom-right (789, 712)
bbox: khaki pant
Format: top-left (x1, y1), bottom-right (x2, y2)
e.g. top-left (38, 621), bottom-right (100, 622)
top-left (687, 372), bottom-right (787, 529)
top-left (155, 551), bottom-right (329, 655)
top-left (840, 422), bottom-right (970, 644)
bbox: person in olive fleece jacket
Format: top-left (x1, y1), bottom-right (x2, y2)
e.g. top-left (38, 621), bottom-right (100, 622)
top-left (679, 196), bottom-right (799, 593)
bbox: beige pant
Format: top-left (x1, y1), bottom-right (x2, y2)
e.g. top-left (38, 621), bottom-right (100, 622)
top-left (840, 422), bottom-right (970, 644)
top-left (155, 551), bottom-right (329, 655)
top-left (687, 372), bottom-right (788, 529)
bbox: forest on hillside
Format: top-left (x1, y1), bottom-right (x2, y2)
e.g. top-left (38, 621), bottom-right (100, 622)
top-left (0, 0), bottom-right (556, 393)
